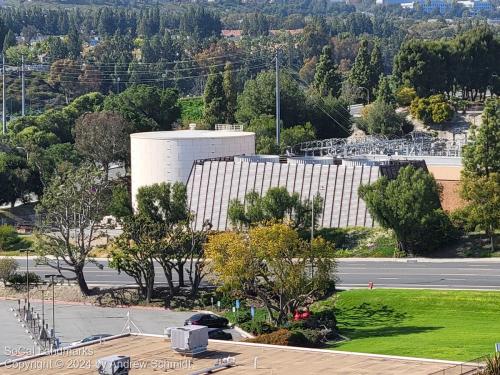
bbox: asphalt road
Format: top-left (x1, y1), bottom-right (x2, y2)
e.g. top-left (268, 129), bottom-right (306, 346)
top-left (11, 258), bottom-right (500, 291)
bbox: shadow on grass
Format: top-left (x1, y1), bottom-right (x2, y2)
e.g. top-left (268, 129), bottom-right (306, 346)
top-left (336, 302), bottom-right (408, 328)
top-left (336, 325), bottom-right (442, 341)
top-left (334, 302), bottom-right (443, 341)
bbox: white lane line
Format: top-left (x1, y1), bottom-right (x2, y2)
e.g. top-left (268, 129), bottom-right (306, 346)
top-left (339, 283), bottom-right (500, 289)
top-left (446, 278), bottom-right (467, 281)
top-left (378, 277), bottom-right (399, 280)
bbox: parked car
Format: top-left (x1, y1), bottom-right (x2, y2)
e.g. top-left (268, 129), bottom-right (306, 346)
top-left (70, 334), bottom-right (112, 346)
top-left (208, 328), bottom-right (232, 341)
top-left (184, 313), bottom-right (229, 328)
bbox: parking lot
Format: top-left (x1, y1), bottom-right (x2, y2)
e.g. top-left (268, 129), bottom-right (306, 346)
top-left (0, 300), bottom-right (240, 363)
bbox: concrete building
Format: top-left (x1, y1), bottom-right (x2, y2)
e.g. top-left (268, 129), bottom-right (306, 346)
top-left (130, 128), bottom-right (255, 208)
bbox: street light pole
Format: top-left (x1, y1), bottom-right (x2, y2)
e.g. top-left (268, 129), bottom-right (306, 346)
top-left (20, 248), bottom-right (31, 311)
top-left (45, 274), bottom-right (63, 347)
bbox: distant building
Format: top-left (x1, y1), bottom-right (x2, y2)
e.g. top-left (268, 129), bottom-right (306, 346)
top-left (457, 0), bottom-right (493, 13)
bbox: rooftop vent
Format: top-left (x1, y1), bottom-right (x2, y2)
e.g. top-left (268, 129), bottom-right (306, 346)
top-left (171, 325), bottom-right (208, 355)
top-left (96, 355), bottom-right (130, 375)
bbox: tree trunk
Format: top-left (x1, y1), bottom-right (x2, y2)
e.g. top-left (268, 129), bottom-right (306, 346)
top-left (178, 262), bottom-right (185, 287)
top-left (75, 267), bottom-right (90, 296)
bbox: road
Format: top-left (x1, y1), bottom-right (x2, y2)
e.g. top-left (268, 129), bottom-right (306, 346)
top-left (11, 258), bottom-right (500, 291)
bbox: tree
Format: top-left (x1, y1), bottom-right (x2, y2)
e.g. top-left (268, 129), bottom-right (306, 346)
top-left (313, 46), bottom-right (342, 97)
top-left (74, 111), bottom-right (132, 179)
top-left (66, 24), bottom-right (81, 60)
top-left (236, 70), bottom-right (307, 128)
top-left (395, 87), bottom-right (417, 107)
top-left (376, 75), bottom-right (396, 105)
top-left (458, 98), bottom-right (500, 250)
top-left (3, 30), bottom-right (16, 53)
top-left (0, 151), bottom-right (35, 207)
top-left (369, 43), bottom-right (384, 95)
top-left (306, 94), bottom-right (352, 139)
top-left (458, 173), bottom-right (500, 252)
top-left (358, 100), bottom-right (411, 137)
top-left (348, 39), bottom-right (371, 102)
top-left (228, 187), bottom-right (322, 232)
top-left (281, 123), bottom-right (316, 152)
top-left (78, 63), bottom-right (103, 93)
top-left (206, 223), bottom-right (336, 326)
top-left (0, 257), bottom-right (18, 284)
top-left (203, 69), bottom-right (226, 128)
top-left (359, 165), bottom-right (454, 255)
top-left (110, 215), bottom-right (157, 302)
top-left (35, 163), bottom-right (110, 296)
top-left (410, 95), bottom-right (454, 126)
top-left (462, 99), bottom-right (500, 177)
top-left (103, 85), bottom-right (180, 132)
top-left (49, 59), bottom-right (81, 103)
top-left (223, 62), bottom-right (237, 124)
top-left (111, 182), bottom-right (210, 301)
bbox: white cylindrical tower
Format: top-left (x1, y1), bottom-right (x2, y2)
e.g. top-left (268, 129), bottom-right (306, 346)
top-left (130, 130), bottom-right (255, 208)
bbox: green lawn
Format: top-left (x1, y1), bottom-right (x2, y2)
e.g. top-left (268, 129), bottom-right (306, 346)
top-left (313, 289), bottom-right (500, 361)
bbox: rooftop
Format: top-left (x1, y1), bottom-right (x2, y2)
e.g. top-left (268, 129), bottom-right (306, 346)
top-left (130, 130), bottom-right (255, 140)
top-left (1, 334), bottom-right (458, 374)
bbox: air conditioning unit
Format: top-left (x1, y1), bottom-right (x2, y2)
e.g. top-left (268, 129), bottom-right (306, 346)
top-left (171, 325), bottom-right (208, 355)
top-left (96, 355), bottom-right (130, 375)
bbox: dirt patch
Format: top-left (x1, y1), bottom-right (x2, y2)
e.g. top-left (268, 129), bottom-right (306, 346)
top-left (0, 284), bottom-right (142, 307)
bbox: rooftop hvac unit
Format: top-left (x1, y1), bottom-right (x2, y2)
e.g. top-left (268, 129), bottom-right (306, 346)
top-left (171, 325), bottom-right (208, 355)
top-left (96, 355), bottom-right (130, 375)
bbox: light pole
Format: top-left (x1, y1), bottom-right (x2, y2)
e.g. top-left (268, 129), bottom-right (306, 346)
top-left (45, 274), bottom-right (63, 346)
top-left (19, 248), bottom-right (32, 312)
top-left (310, 185), bottom-right (325, 278)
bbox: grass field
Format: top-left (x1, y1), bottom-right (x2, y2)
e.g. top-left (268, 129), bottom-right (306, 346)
top-left (313, 289), bottom-right (500, 361)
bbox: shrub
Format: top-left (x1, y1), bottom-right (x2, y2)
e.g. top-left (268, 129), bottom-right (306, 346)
top-left (480, 353), bottom-right (500, 375)
top-left (0, 258), bottom-right (18, 282)
top-left (247, 329), bottom-right (308, 346)
top-left (240, 320), bottom-right (276, 335)
top-left (0, 225), bottom-right (22, 251)
top-left (395, 87), bottom-right (417, 107)
top-left (290, 328), bottom-right (326, 347)
top-left (410, 95), bottom-right (453, 125)
top-left (357, 100), bottom-right (412, 137)
top-left (7, 272), bottom-right (41, 285)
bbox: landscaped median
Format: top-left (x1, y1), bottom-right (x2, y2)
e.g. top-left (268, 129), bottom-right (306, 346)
top-left (321, 289), bottom-right (500, 361)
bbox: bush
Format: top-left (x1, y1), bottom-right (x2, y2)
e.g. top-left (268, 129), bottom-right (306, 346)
top-left (395, 87), bottom-right (417, 107)
top-left (0, 225), bottom-right (22, 251)
top-left (247, 329), bottom-right (308, 346)
top-left (290, 328), bottom-right (326, 347)
top-left (357, 100), bottom-right (412, 137)
top-left (0, 258), bottom-right (18, 282)
top-left (7, 272), bottom-right (41, 285)
top-left (240, 320), bottom-right (276, 335)
top-left (410, 95), bottom-right (454, 125)
top-left (480, 353), bottom-right (500, 375)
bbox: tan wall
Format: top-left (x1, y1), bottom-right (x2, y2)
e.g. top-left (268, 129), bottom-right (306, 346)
top-left (437, 180), bottom-right (466, 212)
top-left (427, 165), bottom-right (462, 181)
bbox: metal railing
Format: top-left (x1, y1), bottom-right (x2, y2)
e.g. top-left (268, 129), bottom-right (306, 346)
top-left (215, 124), bottom-right (244, 131)
top-left (428, 356), bottom-right (488, 375)
top-left (290, 132), bottom-right (467, 158)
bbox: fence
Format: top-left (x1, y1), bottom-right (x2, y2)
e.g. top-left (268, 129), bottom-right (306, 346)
top-left (429, 356), bottom-right (488, 375)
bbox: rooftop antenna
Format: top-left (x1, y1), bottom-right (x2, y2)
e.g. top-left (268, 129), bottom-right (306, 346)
top-left (121, 310), bottom-right (142, 334)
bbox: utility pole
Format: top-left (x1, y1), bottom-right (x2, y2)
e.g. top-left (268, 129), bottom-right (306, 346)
top-left (21, 55), bottom-right (25, 116)
top-left (275, 48), bottom-right (281, 147)
top-left (2, 54), bottom-right (6, 134)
